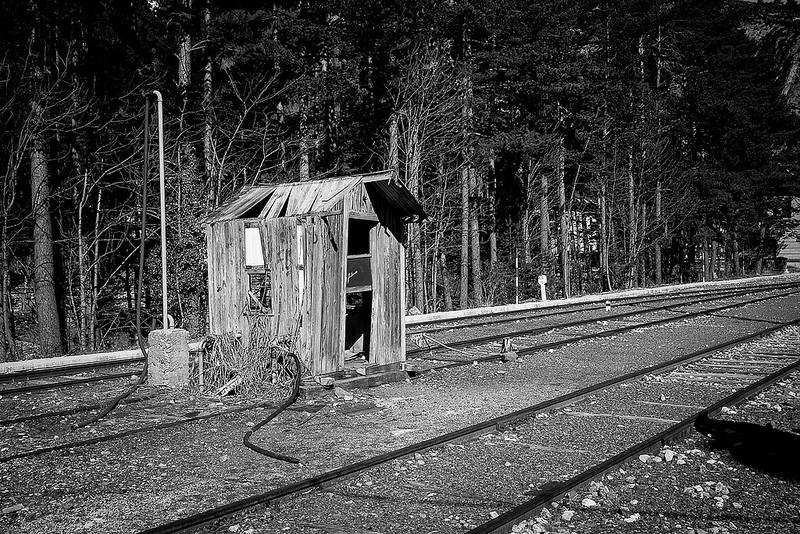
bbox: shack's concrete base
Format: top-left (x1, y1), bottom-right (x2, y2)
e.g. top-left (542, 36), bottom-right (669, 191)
top-left (147, 328), bottom-right (189, 387)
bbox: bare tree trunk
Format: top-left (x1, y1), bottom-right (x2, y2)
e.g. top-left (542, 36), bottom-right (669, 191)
top-left (202, 3), bottom-right (215, 207)
top-left (539, 165), bottom-right (550, 265)
top-left (30, 102), bottom-right (62, 357)
top-left (470, 165), bottom-right (483, 306)
top-left (460, 69), bottom-right (472, 309)
top-left (755, 223), bottom-right (765, 275)
top-left (389, 114), bottom-right (399, 180)
top-left (654, 180), bottom-right (662, 284)
top-left (487, 157), bottom-right (497, 268)
top-left (90, 189), bottom-right (101, 349)
top-left (627, 151), bottom-right (636, 287)
top-left (76, 176), bottom-right (88, 351)
top-left (0, 227), bottom-right (14, 360)
top-left (408, 137), bottom-right (425, 311)
top-left (733, 232), bottom-right (741, 275)
top-left (431, 247), bottom-right (438, 311)
top-left (439, 253), bottom-right (453, 311)
top-left (522, 201), bottom-right (532, 264)
top-left (711, 239), bottom-right (718, 280)
top-left (599, 184), bottom-right (610, 291)
top-left (430, 156), bottom-right (445, 310)
top-left (639, 202), bottom-right (647, 287)
top-left (520, 161), bottom-right (532, 264)
top-left (177, 0), bottom-right (192, 206)
top-left (578, 212), bottom-right (587, 293)
top-left (701, 236), bottom-right (709, 281)
top-left (654, 27), bottom-right (664, 286)
top-left (178, 4), bottom-right (192, 94)
top-left (299, 105), bottom-right (310, 180)
top-left (557, 136), bottom-right (570, 298)
top-left (460, 163), bottom-right (469, 308)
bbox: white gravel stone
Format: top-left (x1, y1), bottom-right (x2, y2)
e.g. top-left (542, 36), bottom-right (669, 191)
top-left (624, 513), bottom-right (641, 523)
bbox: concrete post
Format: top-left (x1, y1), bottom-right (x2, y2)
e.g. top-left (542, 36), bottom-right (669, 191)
top-left (148, 328), bottom-right (189, 387)
top-left (538, 274), bottom-right (548, 301)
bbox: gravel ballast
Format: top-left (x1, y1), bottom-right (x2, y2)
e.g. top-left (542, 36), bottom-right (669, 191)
top-left (0, 291), bottom-right (798, 533)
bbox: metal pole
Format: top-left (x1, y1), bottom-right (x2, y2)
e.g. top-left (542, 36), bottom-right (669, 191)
top-left (152, 90), bottom-right (168, 329)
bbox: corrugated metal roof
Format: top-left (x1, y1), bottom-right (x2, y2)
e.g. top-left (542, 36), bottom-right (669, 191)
top-left (204, 171), bottom-right (426, 223)
top-left (204, 186), bottom-right (275, 223)
top-left (364, 179), bottom-right (426, 221)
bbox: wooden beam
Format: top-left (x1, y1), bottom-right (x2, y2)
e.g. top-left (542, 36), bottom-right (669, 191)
top-left (348, 212), bottom-right (379, 222)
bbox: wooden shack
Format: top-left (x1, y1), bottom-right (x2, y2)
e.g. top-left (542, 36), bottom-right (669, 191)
top-left (204, 171), bottom-right (426, 375)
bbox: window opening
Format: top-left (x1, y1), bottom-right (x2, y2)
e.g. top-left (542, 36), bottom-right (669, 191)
top-left (247, 268), bottom-right (272, 313)
top-left (346, 218), bottom-right (376, 293)
top-left (245, 226), bottom-right (264, 267)
top-left (244, 225), bottom-right (271, 313)
top-left (347, 219), bottom-right (374, 255)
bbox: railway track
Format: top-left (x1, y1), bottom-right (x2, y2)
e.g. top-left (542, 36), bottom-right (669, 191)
top-left (408, 283), bottom-right (800, 361)
top-left (137, 321), bottom-right (800, 534)
top-left (0, 370), bottom-right (138, 396)
top-left (1, 279), bottom-right (795, 398)
top-left (405, 278), bottom-right (799, 335)
top-left (1, 281), bottom-right (797, 461)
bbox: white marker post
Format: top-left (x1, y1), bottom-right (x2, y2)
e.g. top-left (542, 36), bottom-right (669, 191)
top-left (538, 274), bottom-right (547, 301)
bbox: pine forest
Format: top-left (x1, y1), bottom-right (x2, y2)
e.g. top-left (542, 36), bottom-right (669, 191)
top-left (1, 0), bottom-right (799, 360)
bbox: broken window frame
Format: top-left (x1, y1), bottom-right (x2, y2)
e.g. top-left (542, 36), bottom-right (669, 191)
top-left (244, 222), bottom-right (273, 315)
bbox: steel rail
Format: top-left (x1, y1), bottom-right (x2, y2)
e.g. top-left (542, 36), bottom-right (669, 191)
top-left (136, 318), bottom-right (800, 534)
top-left (0, 394), bottom-right (157, 426)
top-left (468, 343), bottom-right (800, 534)
top-left (513, 288), bottom-right (800, 357)
top-left (0, 398), bottom-right (281, 464)
top-left (4, 288), bottom-right (797, 460)
top-left (410, 284), bottom-right (800, 358)
top-left (0, 371), bottom-right (136, 396)
top-left (2, 281), bottom-right (793, 390)
top-left (407, 278), bottom-right (799, 333)
top-left (0, 346), bottom-right (202, 395)
top-left (0, 356), bottom-right (145, 384)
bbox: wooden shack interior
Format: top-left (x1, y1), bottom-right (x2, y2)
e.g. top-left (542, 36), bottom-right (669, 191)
top-left (204, 171), bottom-right (426, 375)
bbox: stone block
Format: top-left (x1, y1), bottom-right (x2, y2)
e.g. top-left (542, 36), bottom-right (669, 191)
top-left (148, 328), bottom-right (189, 387)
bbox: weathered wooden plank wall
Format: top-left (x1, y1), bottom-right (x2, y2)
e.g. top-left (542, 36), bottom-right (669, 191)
top-left (347, 182), bottom-right (375, 215)
top-left (257, 218), bottom-right (307, 363)
top-left (369, 200), bottom-right (405, 365)
top-left (304, 211), bottom-right (346, 374)
top-left (206, 220), bottom-right (248, 341)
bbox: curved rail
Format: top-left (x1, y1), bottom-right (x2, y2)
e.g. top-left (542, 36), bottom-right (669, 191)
top-left (136, 317), bottom-right (800, 534)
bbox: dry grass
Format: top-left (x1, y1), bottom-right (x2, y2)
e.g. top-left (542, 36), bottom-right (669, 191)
top-left (200, 316), bottom-right (304, 397)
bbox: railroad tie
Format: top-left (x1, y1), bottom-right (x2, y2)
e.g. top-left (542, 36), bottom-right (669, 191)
top-left (563, 411), bottom-right (681, 424)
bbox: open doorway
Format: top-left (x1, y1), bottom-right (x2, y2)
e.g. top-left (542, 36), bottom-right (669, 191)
top-left (345, 291), bottom-right (372, 360)
top-left (344, 217), bottom-right (377, 361)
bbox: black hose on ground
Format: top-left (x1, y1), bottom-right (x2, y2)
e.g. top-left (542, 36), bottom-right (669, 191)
top-left (73, 97), bottom-right (152, 430)
top-left (242, 352), bottom-right (302, 464)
